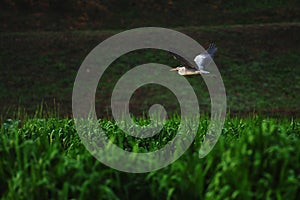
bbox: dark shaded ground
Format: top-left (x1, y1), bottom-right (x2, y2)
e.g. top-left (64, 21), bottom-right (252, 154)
top-left (1, 0), bottom-right (300, 32)
top-left (0, 23), bottom-right (300, 119)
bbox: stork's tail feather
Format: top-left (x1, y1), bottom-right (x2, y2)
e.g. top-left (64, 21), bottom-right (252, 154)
top-left (199, 70), bottom-right (210, 74)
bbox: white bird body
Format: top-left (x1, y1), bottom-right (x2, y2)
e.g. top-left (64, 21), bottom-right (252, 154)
top-left (170, 66), bottom-right (201, 75)
top-left (170, 43), bottom-right (217, 76)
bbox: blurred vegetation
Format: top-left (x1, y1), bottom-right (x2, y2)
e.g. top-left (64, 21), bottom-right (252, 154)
top-left (1, 115), bottom-right (300, 199)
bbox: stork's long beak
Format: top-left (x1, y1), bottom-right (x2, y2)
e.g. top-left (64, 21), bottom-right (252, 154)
top-left (170, 67), bottom-right (179, 71)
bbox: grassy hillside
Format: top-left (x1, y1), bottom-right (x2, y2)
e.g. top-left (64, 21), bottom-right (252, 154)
top-left (0, 23), bottom-right (299, 118)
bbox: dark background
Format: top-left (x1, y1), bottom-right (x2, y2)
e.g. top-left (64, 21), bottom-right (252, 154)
top-left (1, 0), bottom-right (300, 31)
top-left (0, 0), bottom-right (300, 118)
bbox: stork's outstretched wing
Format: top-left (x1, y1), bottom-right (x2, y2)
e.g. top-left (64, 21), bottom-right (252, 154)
top-left (194, 43), bottom-right (218, 70)
top-left (168, 51), bottom-right (198, 69)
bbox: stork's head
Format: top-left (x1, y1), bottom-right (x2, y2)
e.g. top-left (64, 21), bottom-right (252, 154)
top-left (170, 66), bottom-right (186, 75)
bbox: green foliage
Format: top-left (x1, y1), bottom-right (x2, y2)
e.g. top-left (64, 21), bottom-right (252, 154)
top-left (1, 116), bottom-right (300, 199)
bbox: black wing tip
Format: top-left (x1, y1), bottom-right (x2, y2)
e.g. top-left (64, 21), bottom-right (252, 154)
top-left (208, 42), bottom-right (217, 48)
top-left (208, 42), bottom-right (218, 53)
top-left (206, 42), bottom-right (218, 57)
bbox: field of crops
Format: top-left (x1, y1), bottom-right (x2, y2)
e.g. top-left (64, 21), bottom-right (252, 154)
top-left (1, 114), bottom-right (300, 199)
